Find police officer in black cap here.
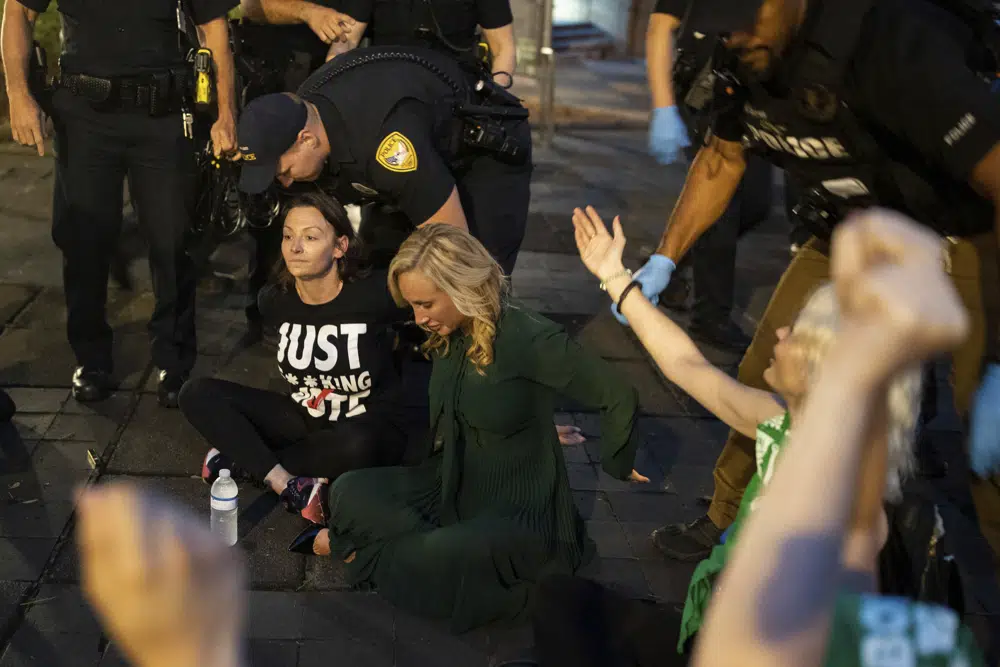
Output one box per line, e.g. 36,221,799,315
233,0,358,335
597,0,1000,568
1,0,239,407
236,46,532,275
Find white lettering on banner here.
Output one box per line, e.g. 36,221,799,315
912,604,958,656
745,124,850,160
860,636,916,667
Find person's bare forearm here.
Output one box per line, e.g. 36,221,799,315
482,24,516,81
655,138,746,262
0,1,37,97
694,326,892,667
199,19,237,121
646,13,679,109
240,0,313,24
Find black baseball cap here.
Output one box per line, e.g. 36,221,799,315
683,0,763,34
237,93,309,194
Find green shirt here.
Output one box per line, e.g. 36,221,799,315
677,412,791,651
826,594,985,667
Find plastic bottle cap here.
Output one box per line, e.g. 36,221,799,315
219,469,231,479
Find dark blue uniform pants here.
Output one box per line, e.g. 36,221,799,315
455,118,533,276
50,87,198,375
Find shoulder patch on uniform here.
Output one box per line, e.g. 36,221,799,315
376,132,418,173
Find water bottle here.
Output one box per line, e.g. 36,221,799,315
210,469,239,546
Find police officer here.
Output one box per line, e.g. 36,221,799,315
629,0,1000,565
235,45,532,275
235,0,357,334
325,0,517,87
1,0,239,407
639,0,773,349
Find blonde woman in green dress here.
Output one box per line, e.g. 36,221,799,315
289,223,649,632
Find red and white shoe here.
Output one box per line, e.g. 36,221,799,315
300,481,328,525
201,448,234,485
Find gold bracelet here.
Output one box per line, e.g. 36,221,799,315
600,268,632,291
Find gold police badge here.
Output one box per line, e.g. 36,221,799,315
376,132,418,173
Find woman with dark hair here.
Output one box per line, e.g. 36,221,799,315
179,191,410,524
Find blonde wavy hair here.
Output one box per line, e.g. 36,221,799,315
388,224,509,374
791,283,923,503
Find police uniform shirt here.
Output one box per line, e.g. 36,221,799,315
335,0,513,50
711,0,1000,236
18,0,237,77
302,49,467,223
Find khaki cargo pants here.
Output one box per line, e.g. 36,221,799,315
707,234,1000,571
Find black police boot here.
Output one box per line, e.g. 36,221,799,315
157,370,188,409
650,515,723,562
72,367,112,403
689,319,752,351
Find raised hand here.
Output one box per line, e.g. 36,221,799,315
830,208,968,373
572,206,627,283
77,483,246,667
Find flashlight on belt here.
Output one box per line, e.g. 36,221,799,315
193,48,215,110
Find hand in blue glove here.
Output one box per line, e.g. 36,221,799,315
612,254,676,326
970,364,1000,477
648,106,691,165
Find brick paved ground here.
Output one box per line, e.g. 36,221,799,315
0,128,996,667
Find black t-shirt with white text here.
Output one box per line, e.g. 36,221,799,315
258,270,410,425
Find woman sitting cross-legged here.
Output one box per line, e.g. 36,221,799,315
179,191,411,525
289,223,649,633
513,207,927,667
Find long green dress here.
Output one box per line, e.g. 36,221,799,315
325,304,641,632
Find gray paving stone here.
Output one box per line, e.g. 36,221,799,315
0,538,58,581
247,640,298,667
0,627,102,667
301,592,395,643
2,389,67,415
22,585,101,636
621,521,672,561
586,520,632,559
107,396,205,475
0,286,37,326
248,591,305,640
0,465,93,505
393,612,490,667
0,501,73,539
576,557,650,598
566,463,598,491
636,417,728,469
301,554,351,591
641,560,699,605
297,638,392,667
58,393,134,424
572,491,615,521
10,414,56,443
97,646,130,667
560,443,589,464
604,490,694,525
575,313,648,362
0,328,149,391
660,464,715,504
11,288,151,335
0,582,30,638
32,440,110,470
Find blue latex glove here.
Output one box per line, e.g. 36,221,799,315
719,525,732,545
648,106,691,165
612,254,676,325
970,364,1000,476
